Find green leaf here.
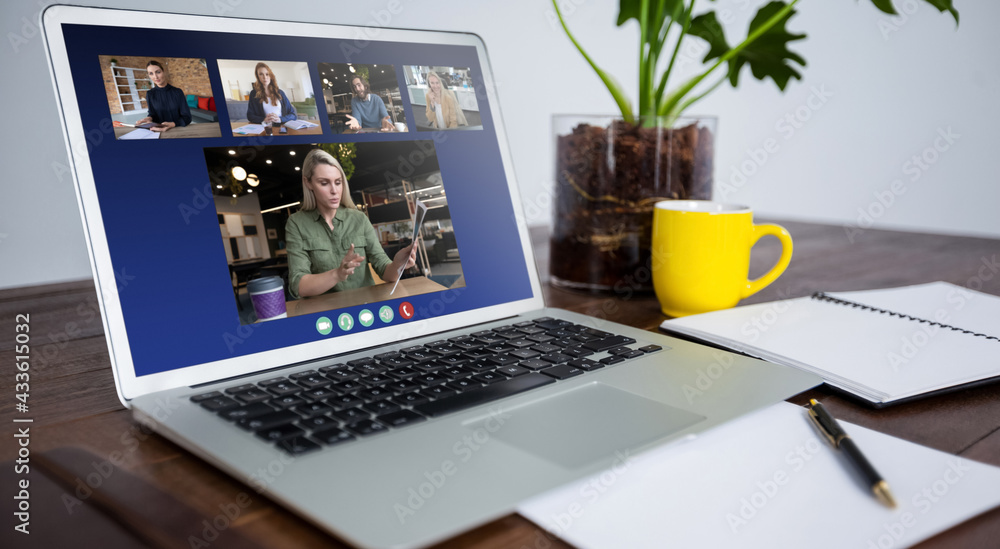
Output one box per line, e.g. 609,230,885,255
617,0,684,27
714,1,806,90
868,0,898,16
688,12,731,67
865,0,958,24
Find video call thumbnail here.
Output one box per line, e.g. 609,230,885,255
100,55,222,140
216,59,323,137
202,141,465,325
403,65,482,131
318,63,408,134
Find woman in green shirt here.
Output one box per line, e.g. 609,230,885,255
285,149,417,299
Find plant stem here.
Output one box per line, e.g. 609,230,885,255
659,0,800,118
551,0,634,122
656,0,696,115
675,74,728,117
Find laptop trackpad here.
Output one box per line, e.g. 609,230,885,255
476,383,705,470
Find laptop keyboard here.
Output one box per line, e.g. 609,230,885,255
190,317,663,455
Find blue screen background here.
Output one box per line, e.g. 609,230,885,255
61,24,533,377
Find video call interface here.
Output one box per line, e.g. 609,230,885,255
62,24,532,376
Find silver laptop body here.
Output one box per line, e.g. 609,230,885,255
42,6,821,548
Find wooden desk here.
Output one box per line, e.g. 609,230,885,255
231,120,324,137
285,276,450,318
114,123,223,139
2,221,998,548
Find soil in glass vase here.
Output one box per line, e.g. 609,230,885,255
550,115,715,292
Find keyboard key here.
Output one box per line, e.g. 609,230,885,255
483,342,514,353
234,389,272,404
326,393,364,410
296,375,331,389
374,351,401,361
463,349,494,360
225,384,257,394
447,379,482,392
386,380,421,394
257,424,305,442
540,364,585,380
332,380,363,393
600,355,626,365
415,373,447,387
326,369,360,382
442,366,474,379
532,344,561,354
296,402,334,418
513,320,536,328
318,363,348,374
302,387,340,402
406,350,439,362
256,377,287,387
266,382,302,397
362,400,402,415
352,363,387,376
414,361,446,373
547,329,576,339
485,355,520,367
584,328,612,338
382,357,415,368
540,353,573,364
378,409,427,427
270,395,308,409
472,372,506,385
331,407,369,422
417,374,555,418
190,391,224,403
311,427,355,446
449,339,483,351
276,436,320,455
438,355,469,366
298,415,338,431
495,365,530,377
510,349,541,360
238,410,298,431
507,339,536,348
532,316,554,324
464,361,495,372
474,334,505,345
519,359,551,371
568,358,603,371
348,357,376,367
620,350,645,359
639,344,664,353
527,334,555,344
401,345,428,353
358,387,393,402
535,319,572,330
422,386,458,399
562,347,594,358
345,419,388,437
516,326,545,335
386,367,421,380
219,402,274,421
361,374,394,386
583,335,637,352
392,392,431,406
289,370,319,380
431,345,463,357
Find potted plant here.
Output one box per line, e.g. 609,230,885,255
549,0,958,292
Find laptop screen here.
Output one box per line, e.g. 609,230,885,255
58,23,534,378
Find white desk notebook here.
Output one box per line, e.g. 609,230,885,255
518,402,1000,549
659,282,1000,406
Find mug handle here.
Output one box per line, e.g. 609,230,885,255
741,223,793,299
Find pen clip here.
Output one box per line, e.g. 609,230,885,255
807,407,838,447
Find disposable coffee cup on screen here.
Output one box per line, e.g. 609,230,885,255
395,122,406,132
247,276,287,321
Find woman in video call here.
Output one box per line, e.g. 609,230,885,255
424,71,467,129
285,149,417,299
135,60,191,132
246,62,298,125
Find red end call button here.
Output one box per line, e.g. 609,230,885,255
399,302,414,320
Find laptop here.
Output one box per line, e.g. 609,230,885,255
42,6,821,548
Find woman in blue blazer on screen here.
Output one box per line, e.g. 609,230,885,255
246,62,297,125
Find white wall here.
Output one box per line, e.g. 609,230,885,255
215,59,313,102
1,0,997,290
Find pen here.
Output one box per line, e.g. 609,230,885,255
806,398,897,508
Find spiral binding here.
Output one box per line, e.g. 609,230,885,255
811,292,999,342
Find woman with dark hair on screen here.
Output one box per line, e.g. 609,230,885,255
424,71,467,129
246,62,298,125
135,60,191,132
285,149,417,299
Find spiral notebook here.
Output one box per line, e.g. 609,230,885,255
661,282,1000,406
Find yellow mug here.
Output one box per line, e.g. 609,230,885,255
652,201,793,317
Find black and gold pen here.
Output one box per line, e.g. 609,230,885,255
806,398,897,508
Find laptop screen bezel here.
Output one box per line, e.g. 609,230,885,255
42,5,546,403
